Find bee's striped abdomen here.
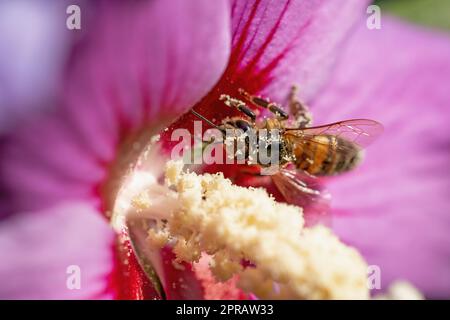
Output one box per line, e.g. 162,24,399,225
292,135,363,176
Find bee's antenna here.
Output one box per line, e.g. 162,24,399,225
190,109,226,135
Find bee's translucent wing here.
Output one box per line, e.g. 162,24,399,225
284,119,383,149
271,168,331,226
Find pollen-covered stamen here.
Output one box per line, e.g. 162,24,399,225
126,160,370,299
105,136,170,300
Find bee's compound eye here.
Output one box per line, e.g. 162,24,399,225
235,119,252,132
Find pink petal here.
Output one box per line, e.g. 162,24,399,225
1,0,231,213
63,0,231,160
1,114,104,213
0,202,115,299
311,18,450,298
0,0,71,134
228,0,371,100
164,0,372,144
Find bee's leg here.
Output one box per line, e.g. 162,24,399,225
288,85,313,128
219,94,256,122
238,88,289,121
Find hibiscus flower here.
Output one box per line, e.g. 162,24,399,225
0,0,449,299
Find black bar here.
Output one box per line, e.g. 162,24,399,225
0,300,446,319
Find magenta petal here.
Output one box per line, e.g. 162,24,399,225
64,0,231,147
0,202,115,299
159,247,205,300
1,114,104,213
229,0,371,100
0,0,71,134
312,18,450,298
1,0,231,213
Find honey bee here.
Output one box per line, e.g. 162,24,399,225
190,86,383,221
